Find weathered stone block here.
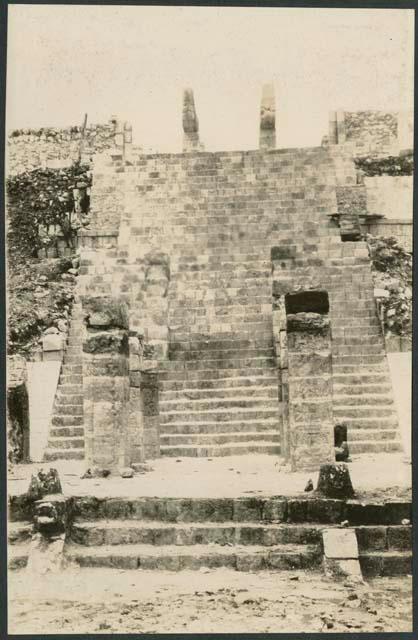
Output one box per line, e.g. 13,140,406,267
82,296,129,329
83,331,129,355
316,463,355,499
287,352,332,376
323,528,359,559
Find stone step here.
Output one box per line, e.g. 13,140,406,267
161,376,278,392
333,346,385,356
355,525,412,552
332,383,392,396
50,426,85,438
51,415,84,427
332,394,394,406
159,367,277,382
160,432,280,446
47,436,85,450
71,520,324,547
61,364,82,374
160,417,280,435
161,385,278,401
161,356,276,372
43,448,85,461
332,374,390,385
64,541,321,571
337,417,399,430
332,355,385,366
64,355,83,364
349,441,402,454
169,338,274,352
333,406,397,419
160,408,279,424
55,393,83,405
58,384,83,394
71,496,411,524
160,442,281,457
332,364,386,375
159,396,279,412
59,374,83,385
167,347,274,362
54,404,84,416
347,429,398,442
359,551,412,576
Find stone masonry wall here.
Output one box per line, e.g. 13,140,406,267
80,146,345,362
78,138,398,461
7,121,118,175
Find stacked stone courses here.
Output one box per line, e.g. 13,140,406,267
75,126,401,459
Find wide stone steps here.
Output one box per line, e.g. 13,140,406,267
333,406,397,419
161,374,277,391
64,541,320,571
44,447,85,461
161,432,280,446
160,407,279,425
50,426,85,438
332,383,392,396
34,495,410,576
160,417,280,435
167,347,274,361
332,373,390,385
159,395,278,412
349,441,402,454
347,429,398,442
51,415,84,427
160,442,281,458
338,417,399,430
161,357,276,372
70,520,324,546
55,393,83,405
54,404,84,416
359,551,412,576
159,366,277,382
46,436,85,450
332,394,394,406
161,385,278,400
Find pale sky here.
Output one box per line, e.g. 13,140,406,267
6,5,414,152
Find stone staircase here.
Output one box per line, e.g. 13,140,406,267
330,296,402,455
8,497,412,575
159,334,281,457
43,303,85,461
61,497,411,575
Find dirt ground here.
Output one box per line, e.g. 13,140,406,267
8,451,412,502
8,566,412,634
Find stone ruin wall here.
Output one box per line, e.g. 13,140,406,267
6,117,133,175
77,136,383,468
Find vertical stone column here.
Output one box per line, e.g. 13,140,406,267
81,296,131,471
128,335,145,463
336,110,347,144
259,83,276,150
328,111,338,145
286,310,334,472
272,297,289,460
140,371,160,459
182,89,201,152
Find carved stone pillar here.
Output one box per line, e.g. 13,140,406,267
286,309,334,472
81,296,131,471
259,83,276,150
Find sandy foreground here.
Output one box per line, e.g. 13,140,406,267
8,566,412,634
